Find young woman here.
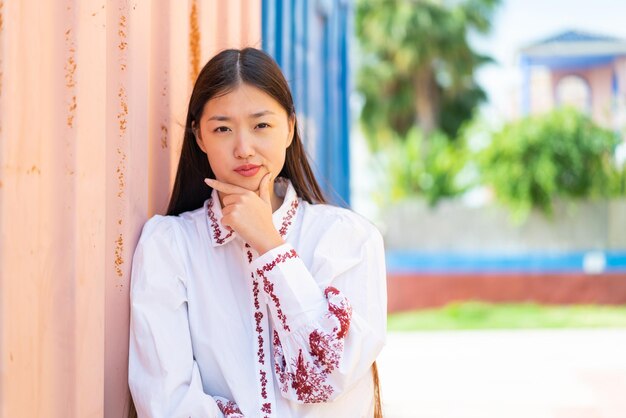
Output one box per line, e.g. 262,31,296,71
128,48,387,418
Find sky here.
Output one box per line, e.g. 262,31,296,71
471,0,626,121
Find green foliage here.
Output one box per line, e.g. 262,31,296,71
388,301,626,331
384,128,469,205
609,158,626,196
439,85,487,141
355,0,500,149
479,108,622,219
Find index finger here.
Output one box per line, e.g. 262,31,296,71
204,178,250,195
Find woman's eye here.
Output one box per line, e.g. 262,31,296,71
256,122,270,129
214,126,231,133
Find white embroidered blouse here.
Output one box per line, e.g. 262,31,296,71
128,179,387,418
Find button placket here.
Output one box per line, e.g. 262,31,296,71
246,243,275,418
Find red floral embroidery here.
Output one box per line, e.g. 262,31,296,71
252,275,261,310
215,398,244,417
256,249,298,332
325,286,353,339
274,333,335,403
271,287,353,403
273,330,291,394
207,199,234,244
252,273,272,416
279,199,299,237
309,329,342,372
246,194,298,414
262,278,290,333
260,370,268,397
260,248,298,271
245,243,253,263
291,349,335,403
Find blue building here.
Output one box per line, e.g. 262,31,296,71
520,30,626,130
262,0,352,205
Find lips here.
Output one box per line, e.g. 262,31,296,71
234,164,261,177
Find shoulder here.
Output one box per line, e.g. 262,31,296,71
135,216,183,264
139,214,180,244
132,207,207,286
132,215,193,298
299,201,383,244
141,203,206,238
296,203,385,277
140,214,175,238
139,204,206,244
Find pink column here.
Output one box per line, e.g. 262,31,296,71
0,1,261,417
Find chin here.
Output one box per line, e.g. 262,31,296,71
224,176,262,191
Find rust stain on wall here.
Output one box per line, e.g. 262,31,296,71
26,165,41,175
117,85,128,198
189,0,200,84
64,30,76,88
67,95,77,128
117,87,128,134
160,124,168,149
114,234,124,277
91,4,103,18
118,15,128,52
65,17,77,128
160,72,169,148
118,9,127,71
114,3,129,291
116,148,126,198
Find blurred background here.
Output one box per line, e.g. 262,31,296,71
353,1,626,417
1,0,625,417
354,0,626,311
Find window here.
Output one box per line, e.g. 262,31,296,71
556,75,591,113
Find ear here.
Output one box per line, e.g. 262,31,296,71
192,121,207,153
286,114,295,148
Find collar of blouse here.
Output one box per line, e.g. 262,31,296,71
205,177,300,247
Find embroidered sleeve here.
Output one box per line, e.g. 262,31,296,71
214,396,245,418
250,223,387,404
129,216,229,418
270,286,352,403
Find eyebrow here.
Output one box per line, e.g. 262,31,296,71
207,110,276,121
250,110,275,118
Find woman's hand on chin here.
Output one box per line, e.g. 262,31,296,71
205,173,284,255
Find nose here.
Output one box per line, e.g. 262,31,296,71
233,131,255,159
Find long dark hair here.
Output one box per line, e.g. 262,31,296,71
166,47,325,216
159,47,383,418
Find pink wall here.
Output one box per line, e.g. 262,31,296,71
0,1,261,417
550,65,617,128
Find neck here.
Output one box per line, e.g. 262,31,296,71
271,192,284,212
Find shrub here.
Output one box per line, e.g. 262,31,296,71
479,108,622,219
384,128,469,205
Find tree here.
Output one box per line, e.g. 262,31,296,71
355,0,500,149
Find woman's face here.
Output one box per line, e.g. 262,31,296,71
195,83,294,198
